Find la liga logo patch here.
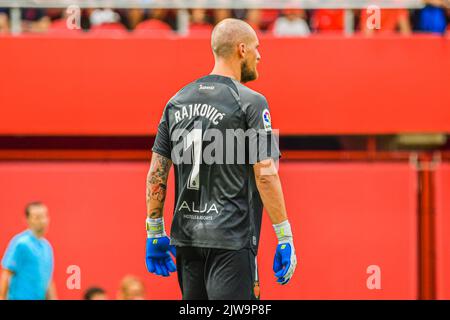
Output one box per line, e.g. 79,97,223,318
262,109,272,132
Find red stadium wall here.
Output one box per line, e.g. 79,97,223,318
435,163,450,299
0,160,417,299
0,35,449,136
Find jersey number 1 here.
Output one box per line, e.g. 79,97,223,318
185,128,202,190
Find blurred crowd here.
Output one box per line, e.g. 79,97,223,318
84,275,148,300
0,1,449,36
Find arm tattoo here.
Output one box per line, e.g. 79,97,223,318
146,153,171,219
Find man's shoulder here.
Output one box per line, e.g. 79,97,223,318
167,78,201,105
234,83,268,110
12,230,32,243
6,230,32,252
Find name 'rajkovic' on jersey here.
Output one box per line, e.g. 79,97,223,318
174,103,226,125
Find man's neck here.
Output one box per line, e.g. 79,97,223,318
210,60,241,82
30,229,44,239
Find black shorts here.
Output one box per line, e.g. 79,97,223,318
176,246,260,300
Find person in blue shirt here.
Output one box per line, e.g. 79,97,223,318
418,1,449,34
0,202,57,300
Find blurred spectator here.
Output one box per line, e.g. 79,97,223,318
21,8,50,33
448,8,450,33
163,9,178,30
260,9,280,30
90,8,127,32
117,275,145,300
149,8,169,23
245,9,262,32
311,9,344,32
46,8,64,20
359,9,411,35
272,9,310,36
189,8,213,34
233,8,247,20
84,286,108,300
0,8,9,33
214,9,232,24
417,0,449,34
135,8,172,33
126,8,145,30
0,202,56,300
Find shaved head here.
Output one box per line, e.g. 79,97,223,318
211,18,257,58
210,18,261,83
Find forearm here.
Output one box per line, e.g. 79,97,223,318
46,281,57,300
145,153,176,277
254,159,288,225
0,269,11,300
255,159,296,284
146,152,172,219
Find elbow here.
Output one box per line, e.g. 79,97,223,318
255,172,279,185
254,158,280,185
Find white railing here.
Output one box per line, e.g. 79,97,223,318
0,0,426,35
0,0,424,9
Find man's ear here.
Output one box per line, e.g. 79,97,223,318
238,43,246,58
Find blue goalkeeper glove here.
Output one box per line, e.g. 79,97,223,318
145,217,176,277
272,220,297,285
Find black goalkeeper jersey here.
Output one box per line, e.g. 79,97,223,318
152,74,280,254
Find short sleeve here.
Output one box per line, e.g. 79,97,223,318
152,105,171,159
1,239,24,273
245,95,281,163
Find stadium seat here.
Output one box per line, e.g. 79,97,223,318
311,9,345,32
48,18,82,34
89,23,128,36
135,19,172,31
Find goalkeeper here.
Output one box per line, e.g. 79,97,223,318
145,18,297,300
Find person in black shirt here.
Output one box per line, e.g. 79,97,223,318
145,18,297,300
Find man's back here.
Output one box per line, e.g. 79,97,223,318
152,74,280,253
145,18,296,299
